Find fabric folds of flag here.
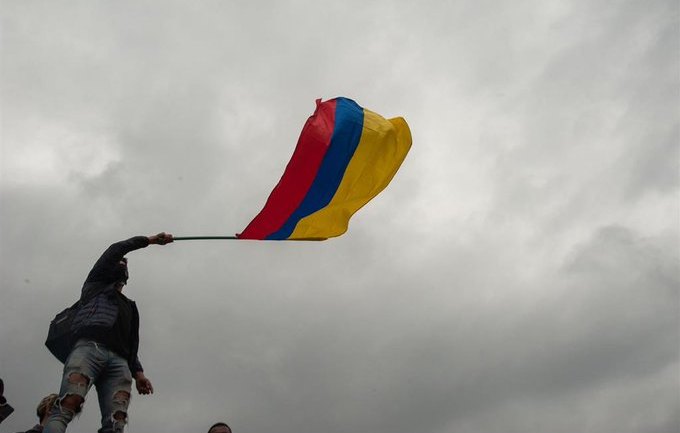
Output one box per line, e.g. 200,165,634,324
238,97,412,241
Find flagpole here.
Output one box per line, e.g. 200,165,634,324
172,236,239,241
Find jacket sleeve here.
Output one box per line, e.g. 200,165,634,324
129,299,144,374
130,356,144,375
84,236,150,284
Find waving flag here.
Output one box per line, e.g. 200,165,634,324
237,97,412,240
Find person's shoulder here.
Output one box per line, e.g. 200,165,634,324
117,292,138,307
116,291,132,302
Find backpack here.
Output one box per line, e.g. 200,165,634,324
45,300,81,363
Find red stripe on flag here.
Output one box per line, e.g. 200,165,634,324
238,99,337,239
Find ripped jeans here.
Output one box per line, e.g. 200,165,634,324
44,339,133,433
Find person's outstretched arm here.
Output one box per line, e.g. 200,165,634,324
85,233,174,284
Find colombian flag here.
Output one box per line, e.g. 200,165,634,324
238,97,412,240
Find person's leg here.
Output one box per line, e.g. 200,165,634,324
95,349,133,433
44,340,106,433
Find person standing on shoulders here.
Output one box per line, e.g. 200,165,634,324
44,233,173,433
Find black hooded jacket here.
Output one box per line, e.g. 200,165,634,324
71,236,149,374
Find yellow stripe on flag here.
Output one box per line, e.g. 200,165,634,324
289,110,412,240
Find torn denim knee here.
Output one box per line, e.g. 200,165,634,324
111,389,130,413
61,370,91,401
44,392,84,433
100,389,130,433
111,410,128,433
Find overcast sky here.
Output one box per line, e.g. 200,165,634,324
1,1,678,432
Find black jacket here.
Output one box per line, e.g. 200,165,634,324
71,236,149,374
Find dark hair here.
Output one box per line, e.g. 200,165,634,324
208,422,232,433
37,394,58,420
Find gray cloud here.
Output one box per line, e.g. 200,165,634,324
2,1,678,433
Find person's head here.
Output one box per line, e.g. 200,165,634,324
37,393,58,423
208,422,232,433
113,258,129,291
